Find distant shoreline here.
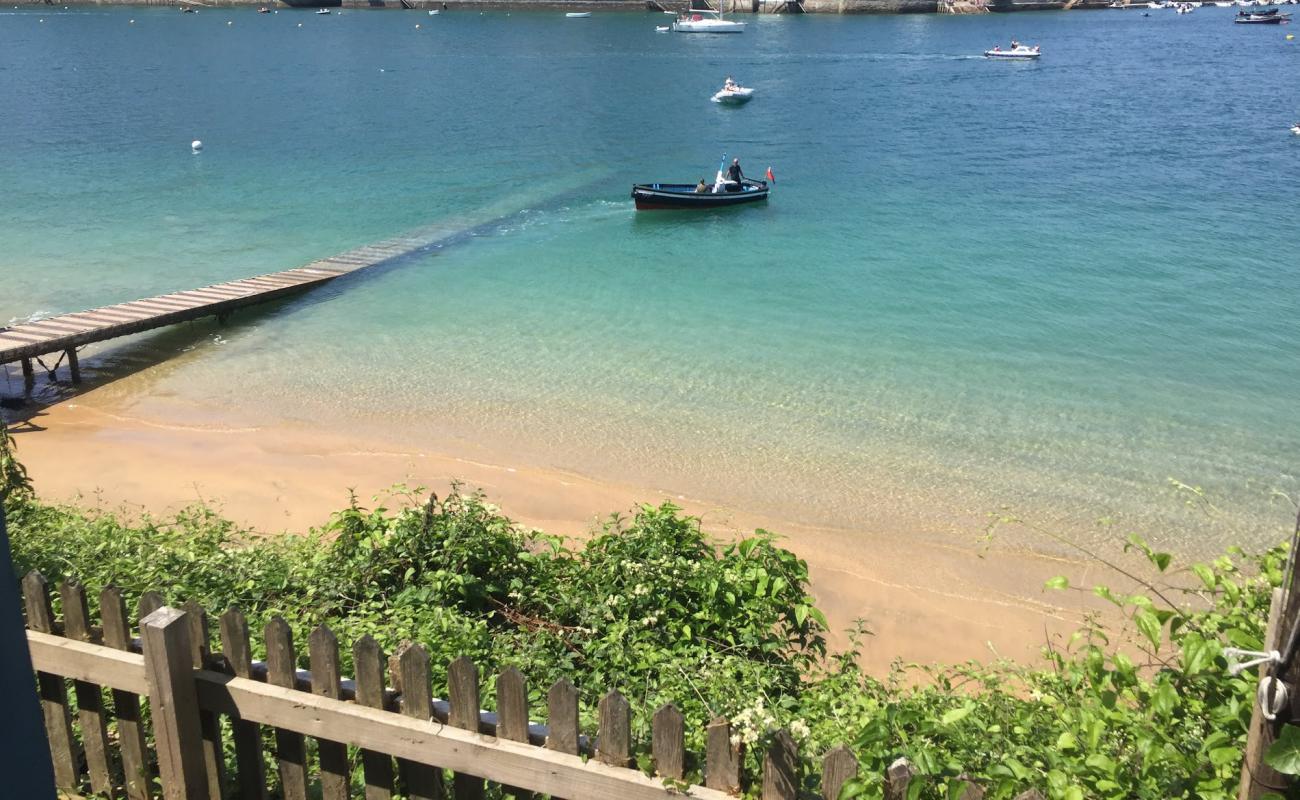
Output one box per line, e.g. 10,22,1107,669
15,0,1117,15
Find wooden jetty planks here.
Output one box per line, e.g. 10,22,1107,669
0,229,427,367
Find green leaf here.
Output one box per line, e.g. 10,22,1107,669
1044,576,1069,591
1191,563,1217,590
1152,551,1171,572
1265,724,1300,774
1134,608,1162,650
1056,731,1077,752
941,703,974,726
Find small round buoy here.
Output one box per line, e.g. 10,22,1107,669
227,20,232,24
191,139,203,153
297,21,302,26
415,22,420,27
129,18,134,23
1288,33,1295,39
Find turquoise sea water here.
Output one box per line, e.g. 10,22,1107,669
1,7,1297,550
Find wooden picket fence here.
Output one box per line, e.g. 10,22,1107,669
21,571,1046,800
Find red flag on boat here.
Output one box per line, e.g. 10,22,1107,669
766,166,775,184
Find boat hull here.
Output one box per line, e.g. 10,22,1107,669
672,21,746,32
631,181,769,210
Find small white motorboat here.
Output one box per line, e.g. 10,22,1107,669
672,9,745,33
1291,123,1300,135
984,42,1041,59
428,9,439,14
712,85,754,104
315,7,330,13
655,24,670,31
565,11,592,17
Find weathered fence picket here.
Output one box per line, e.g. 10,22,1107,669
183,599,226,800
354,634,397,800
266,616,308,800
310,625,351,800
102,586,152,800
23,571,79,790
219,606,267,800
61,579,118,798
19,574,1043,800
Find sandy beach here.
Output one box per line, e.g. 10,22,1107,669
5,374,1120,676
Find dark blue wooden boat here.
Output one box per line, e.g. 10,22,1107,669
631,178,769,210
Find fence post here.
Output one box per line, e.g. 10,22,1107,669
353,634,396,800
597,690,632,767
705,716,742,793
22,570,80,790
395,643,444,800
449,656,485,800
310,625,350,800
182,599,225,800
266,616,308,800
821,745,858,800
141,606,209,800
884,757,915,800
1240,586,1288,799
101,586,153,800
652,704,685,780
219,607,267,800
762,729,798,800
61,579,119,798
496,667,534,800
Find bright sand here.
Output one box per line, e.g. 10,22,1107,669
8,377,1117,676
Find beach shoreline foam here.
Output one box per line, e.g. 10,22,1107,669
6,382,1119,675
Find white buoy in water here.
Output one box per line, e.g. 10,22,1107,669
227,19,232,24
191,140,203,153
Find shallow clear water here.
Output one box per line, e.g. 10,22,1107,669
2,6,1297,550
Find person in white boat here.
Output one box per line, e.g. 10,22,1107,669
1010,39,1020,48
696,178,711,193
724,76,740,92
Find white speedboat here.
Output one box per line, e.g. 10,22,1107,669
428,9,439,14
315,7,330,13
672,9,745,33
565,11,592,17
984,43,1041,59
1291,123,1300,135
655,24,670,30
712,85,754,104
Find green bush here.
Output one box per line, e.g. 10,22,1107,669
3,475,1285,799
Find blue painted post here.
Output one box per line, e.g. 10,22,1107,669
0,503,57,797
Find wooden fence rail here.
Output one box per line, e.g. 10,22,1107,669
20,572,1045,800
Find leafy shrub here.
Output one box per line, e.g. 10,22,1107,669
3,476,1286,799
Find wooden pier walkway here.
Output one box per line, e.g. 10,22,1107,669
0,232,436,390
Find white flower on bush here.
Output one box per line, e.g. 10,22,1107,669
789,719,811,741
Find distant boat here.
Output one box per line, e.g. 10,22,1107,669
712,81,754,104
672,9,745,33
985,42,1041,59
565,11,592,17
428,8,439,13
655,24,670,30
1291,122,1300,135
1235,7,1290,20
316,7,331,13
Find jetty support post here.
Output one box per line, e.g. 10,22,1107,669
65,349,80,385
21,358,34,393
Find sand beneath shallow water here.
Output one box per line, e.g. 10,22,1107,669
5,381,1119,676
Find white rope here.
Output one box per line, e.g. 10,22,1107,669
1224,647,1282,677
1259,676,1290,722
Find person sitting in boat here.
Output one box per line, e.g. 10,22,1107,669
1010,38,1020,48
695,178,710,193
724,76,740,92
726,158,744,191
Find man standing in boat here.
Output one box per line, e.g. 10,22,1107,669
726,157,745,191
